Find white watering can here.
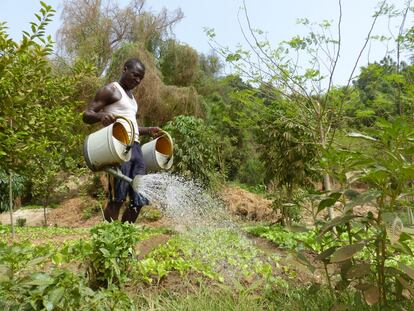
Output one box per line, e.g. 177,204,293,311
83,116,142,191
83,116,134,171
141,131,174,172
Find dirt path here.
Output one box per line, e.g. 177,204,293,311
0,208,48,226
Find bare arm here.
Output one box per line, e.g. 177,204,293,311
82,84,121,126
139,126,162,137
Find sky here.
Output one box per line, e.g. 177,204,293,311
0,0,410,86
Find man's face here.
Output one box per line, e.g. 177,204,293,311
122,63,145,90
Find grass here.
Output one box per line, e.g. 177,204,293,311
134,284,271,311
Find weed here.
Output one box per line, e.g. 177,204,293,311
16,217,26,227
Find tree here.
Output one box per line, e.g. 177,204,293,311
353,57,414,125
159,39,199,87
58,0,183,75
0,2,90,229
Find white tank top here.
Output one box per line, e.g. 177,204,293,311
103,82,139,142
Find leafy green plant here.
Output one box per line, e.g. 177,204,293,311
300,118,414,308
0,246,135,311
138,206,162,222
246,224,312,250
82,202,102,220
164,115,226,187
16,218,26,227
87,221,141,288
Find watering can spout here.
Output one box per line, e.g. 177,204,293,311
104,167,143,193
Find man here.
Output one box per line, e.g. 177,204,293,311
83,58,160,223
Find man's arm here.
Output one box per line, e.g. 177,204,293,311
83,84,121,126
139,126,162,137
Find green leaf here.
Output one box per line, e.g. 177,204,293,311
27,255,50,266
397,276,414,296
348,132,377,141
295,251,316,273
363,286,380,305
47,287,65,307
317,192,342,215
317,215,359,239
331,244,364,263
315,246,338,262
225,53,241,62
25,273,54,286
399,263,414,281
346,263,371,279
393,241,413,256
52,252,64,265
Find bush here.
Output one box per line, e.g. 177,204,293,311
164,115,226,187
16,218,26,227
87,221,141,288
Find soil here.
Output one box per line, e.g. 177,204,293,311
47,197,102,228
220,185,279,221
2,183,276,228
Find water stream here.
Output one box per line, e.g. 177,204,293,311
136,173,235,229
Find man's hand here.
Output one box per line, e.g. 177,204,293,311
149,127,162,137
101,113,116,126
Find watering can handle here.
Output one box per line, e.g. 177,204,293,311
114,115,135,150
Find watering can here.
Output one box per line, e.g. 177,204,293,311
141,130,174,173
83,116,142,192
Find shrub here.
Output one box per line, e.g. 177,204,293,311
164,115,226,187
87,221,141,288
16,218,26,227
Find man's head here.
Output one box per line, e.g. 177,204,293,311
120,58,145,90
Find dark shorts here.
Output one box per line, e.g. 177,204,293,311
109,142,149,207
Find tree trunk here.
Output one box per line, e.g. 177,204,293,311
323,173,334,220
319,118,334,220
43,206,47,227
43,196,48,227
9,171,14,241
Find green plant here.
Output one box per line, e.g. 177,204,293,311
16,218,26,227
164,115,226,187
246,224,320,254
82,202,102,220
87,221,141,288
138,206,162,222
0,243,135,310
299,118,414,308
